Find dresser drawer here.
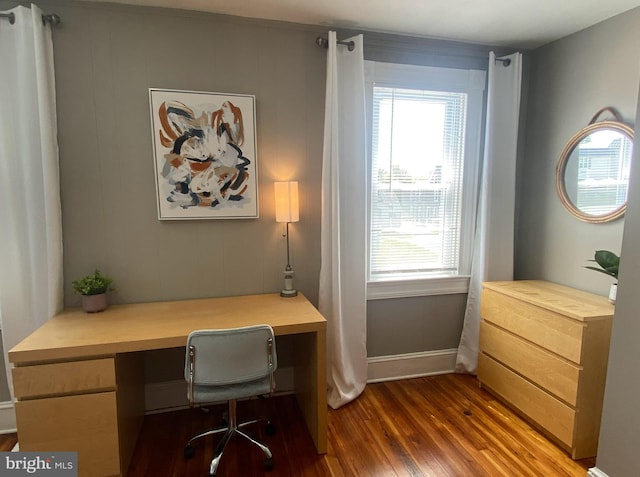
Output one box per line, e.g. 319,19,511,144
12,358,116,399
481,288,584,364
480,321,580,406
478,353,575,449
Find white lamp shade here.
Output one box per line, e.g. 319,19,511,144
274,181,299,223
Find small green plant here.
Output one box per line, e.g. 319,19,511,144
72,269,114,296
585,250,620,282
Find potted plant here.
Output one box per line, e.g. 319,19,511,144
585,250,619,304
72,269,114,312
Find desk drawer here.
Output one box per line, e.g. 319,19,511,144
16,391,120,477
12,358,116,399
481,288,584,364
478,353,575,449
480,321,580,406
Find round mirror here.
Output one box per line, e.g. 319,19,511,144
556,118,634,223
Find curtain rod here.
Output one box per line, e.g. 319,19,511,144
495,57,511,67
0,12,61,26
315,36,355,52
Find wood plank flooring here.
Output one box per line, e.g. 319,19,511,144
0,374,593,476
126,374,594,477
0,433,16,452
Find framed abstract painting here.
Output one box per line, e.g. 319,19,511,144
149,89,259,220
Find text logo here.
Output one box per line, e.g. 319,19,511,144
0,453,77,476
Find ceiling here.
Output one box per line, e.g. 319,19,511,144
81,0,640,49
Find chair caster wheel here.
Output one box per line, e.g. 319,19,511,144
184,444,195,459
264,456,274,471
266,421,276,436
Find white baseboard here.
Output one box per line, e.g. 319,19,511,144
587,467,610,477
367,348,458,383
0,401,16,434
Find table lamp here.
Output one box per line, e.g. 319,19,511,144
274,181,299,297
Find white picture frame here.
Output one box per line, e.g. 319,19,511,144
149,88,259,220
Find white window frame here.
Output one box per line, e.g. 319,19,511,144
364,61,486,300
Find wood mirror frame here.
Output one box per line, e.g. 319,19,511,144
556,108,634,223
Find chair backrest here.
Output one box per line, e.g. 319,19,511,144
185,325,277,395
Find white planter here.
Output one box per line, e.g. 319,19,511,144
608,283,617,305
82,293,107,313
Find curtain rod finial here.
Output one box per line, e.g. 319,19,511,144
42,13,61,26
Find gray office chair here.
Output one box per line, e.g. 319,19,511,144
183,325,278,476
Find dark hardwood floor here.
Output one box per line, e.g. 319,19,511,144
0,433,16,452
0,374,594,476
126,374,594,477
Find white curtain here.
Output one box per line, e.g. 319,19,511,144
456,52,522,373
0,5,63,396
318,31,368,409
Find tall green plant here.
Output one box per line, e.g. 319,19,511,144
585,250,619,282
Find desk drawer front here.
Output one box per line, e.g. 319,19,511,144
478,353,575,448
12,358,116,399
480,321,580,406
16,391,120,477
481,288,584,364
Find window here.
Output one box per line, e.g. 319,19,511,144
365,61,486,299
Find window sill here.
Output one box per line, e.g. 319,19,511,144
367,275,470,300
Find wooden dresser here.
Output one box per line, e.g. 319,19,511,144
478,280,614,459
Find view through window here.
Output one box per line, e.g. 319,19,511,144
370,86,468,280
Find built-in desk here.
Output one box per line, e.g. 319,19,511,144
9,293,327,477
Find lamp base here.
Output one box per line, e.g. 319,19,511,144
281,266,297,298
280,288,298,298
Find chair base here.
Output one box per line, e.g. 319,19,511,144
185,399,275,476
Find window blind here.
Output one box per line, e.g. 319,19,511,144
370,86,468,279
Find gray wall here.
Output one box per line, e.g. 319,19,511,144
596,78,640,477
50,1,325,307
516,8,640,295
367,295,467,355
597,81,640,477
520,8,640,475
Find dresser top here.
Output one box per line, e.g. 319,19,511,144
483,280,614,321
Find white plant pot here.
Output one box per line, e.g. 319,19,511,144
608,283,617,305
82,293,107,313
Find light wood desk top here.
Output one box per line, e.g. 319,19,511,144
9,292,326,364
